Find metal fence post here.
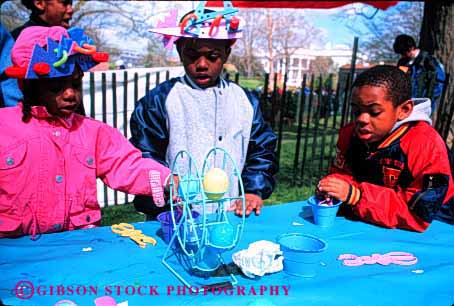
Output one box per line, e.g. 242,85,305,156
300,74,315,185
89,72,95,119
293,74,307,185
276,73,288,161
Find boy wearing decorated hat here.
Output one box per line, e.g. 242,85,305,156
0,26,171,238
130,1,278,219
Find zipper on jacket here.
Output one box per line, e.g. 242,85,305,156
409,176,434,210
214,88,218,148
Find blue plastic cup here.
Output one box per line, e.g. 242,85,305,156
195,246,221,271
307,196,342,227
157,210,200,244
277,233,327,277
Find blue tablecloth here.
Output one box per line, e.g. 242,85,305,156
1,201,453,306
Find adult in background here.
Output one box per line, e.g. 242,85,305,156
393,34,446,121
11,0,74,40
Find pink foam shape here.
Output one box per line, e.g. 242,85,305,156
94,296,117,306
337,254,357,260
155,8,179,49
338,252,418,266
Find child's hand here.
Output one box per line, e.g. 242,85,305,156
228,193,263,216
318,176,350,202
315,184,329,199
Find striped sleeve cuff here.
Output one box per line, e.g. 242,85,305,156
346,184,361,206
149,170,165,207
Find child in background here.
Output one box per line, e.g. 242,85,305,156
392,34,446,118
318,65,454,232
0,26,171,238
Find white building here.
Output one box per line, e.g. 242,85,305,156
260,45,368,87
119,49,144,67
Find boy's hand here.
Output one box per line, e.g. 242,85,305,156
229,193,263,216
318,176,350,202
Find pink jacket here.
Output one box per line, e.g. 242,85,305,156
0,105,170,238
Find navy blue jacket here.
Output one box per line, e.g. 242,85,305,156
130,76,278,218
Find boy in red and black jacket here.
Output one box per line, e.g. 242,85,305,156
318,65,454,232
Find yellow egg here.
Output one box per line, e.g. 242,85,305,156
203,168,229,200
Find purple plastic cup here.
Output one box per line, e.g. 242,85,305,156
157,210,200,244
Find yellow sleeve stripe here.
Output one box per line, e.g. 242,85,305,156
378,124,409,149
347,185,361,206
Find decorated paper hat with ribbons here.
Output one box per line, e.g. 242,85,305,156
149,1,243,49
5,26,109,79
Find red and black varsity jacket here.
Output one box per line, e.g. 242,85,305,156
330,121,454,232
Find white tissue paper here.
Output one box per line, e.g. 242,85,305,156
232,240,284,278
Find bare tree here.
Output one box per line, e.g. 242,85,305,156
230,8,263,78
337,2,424,62
222,8,321,80
0,1,188,67
310,56,335,75
227,52,263,77
0,1,29,30
265,11,274,79
254,9,322,85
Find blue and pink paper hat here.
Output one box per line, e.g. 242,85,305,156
6,26,109,79
149,1,244,49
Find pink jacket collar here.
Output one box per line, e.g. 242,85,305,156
21,103,76,129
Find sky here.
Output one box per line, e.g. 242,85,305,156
107,1,403,54
301,2,392,47
0,0,406,55
303,9,359,47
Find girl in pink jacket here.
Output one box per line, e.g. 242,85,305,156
0,26,171,238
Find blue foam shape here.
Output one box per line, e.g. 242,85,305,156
25,30,98,79
184,1,239,36
68,27,94,46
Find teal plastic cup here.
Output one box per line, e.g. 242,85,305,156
277,233,327,277
193,223,236,271
178,177,200,200
208,223,235,249
307,196,342,228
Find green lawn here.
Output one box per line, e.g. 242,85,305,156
101,203,145,226
238,78,263,90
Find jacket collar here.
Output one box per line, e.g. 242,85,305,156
377,98,432,149
390,98,432,133
182,74,227,90
27,104,75,129
377,123,411,150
